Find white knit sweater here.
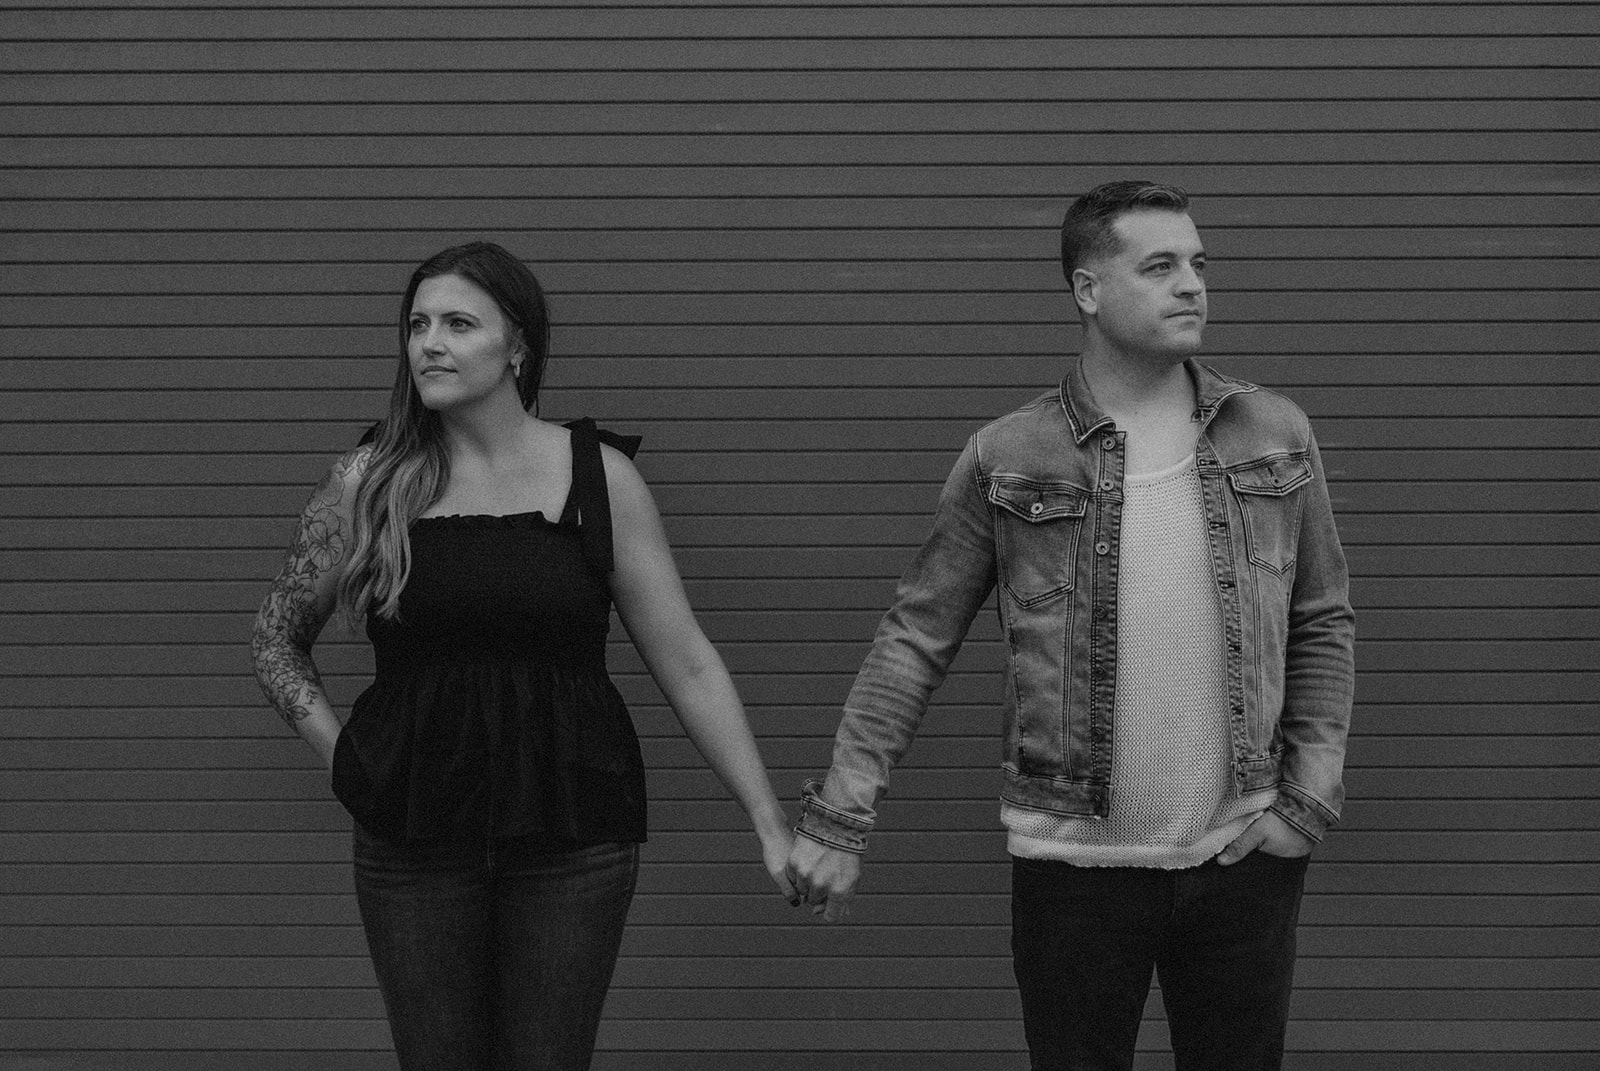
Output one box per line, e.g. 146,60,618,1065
1004,453,1276,868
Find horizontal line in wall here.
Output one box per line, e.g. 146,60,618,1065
4,321,1596,330
12,589,1600,598
0,960,1535,969
0,263,1580,274
4,634,1591,645
8,97,1597,107
2,420,1596,429
10,127,1600,137
9,191,1595,201
9,445,1595,452
11,131,1600,140
6,454,1593,461
13,289,1589,298
1,158,1590,168
0,3,1587,8
5,383,1597,392
12,328,1600,336
0,892,1576,900
6,474,1598,485
7,548,1597,557
0,512,1587,521
0,1,1586,8
1,840,1589,849
13,62,1597,73
12,31,1594,40
5,702,1592,709
7,221,1593,229
0,857,1582,865
4,757,1596,767
2,735,1590,744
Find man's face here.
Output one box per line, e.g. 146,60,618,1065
1077,209,1207,363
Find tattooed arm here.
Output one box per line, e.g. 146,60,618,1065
250,448,370,768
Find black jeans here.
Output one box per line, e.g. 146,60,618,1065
353,826,639,1071
1011,851,1309,1071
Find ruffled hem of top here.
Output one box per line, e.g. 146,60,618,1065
333,658,647,844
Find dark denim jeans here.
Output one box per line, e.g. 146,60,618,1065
1011,850,1309,1071
352,826,639,1071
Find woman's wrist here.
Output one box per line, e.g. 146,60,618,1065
748,797,791,840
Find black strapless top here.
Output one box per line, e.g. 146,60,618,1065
331,419,647,845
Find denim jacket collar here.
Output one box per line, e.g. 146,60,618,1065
1057,357,1258,443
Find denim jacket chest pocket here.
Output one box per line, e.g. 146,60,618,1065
1227,453,1313,575
986,478,1089,607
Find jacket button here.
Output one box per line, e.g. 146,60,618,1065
1094,541,1109,555
1101,436,1116,450
1030,501,1044,515
1099,479,1114,491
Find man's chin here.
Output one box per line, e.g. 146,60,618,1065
1165,331,1205,357
1152,338,1203,362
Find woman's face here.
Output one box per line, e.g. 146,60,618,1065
406,273,521,412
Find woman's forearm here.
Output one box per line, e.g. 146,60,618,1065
659,654,788,837
251,542,342,767
251,626,342,768
252,452,365,769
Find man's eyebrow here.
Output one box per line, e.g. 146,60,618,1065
1139,248,1205,263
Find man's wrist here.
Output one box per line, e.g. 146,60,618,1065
793,825,866,856
1268,796,1327,843
796,778,873,853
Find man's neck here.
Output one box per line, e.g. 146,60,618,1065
1079,345,1193,416
1079,346,1200,474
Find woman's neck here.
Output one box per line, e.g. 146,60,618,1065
436,391,538,466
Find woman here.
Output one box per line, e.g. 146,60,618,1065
250,241,797,1070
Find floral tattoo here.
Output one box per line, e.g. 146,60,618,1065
250,452,364,728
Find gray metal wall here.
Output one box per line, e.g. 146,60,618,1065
1,2,1596,1067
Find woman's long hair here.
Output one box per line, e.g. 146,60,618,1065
336,241,551,626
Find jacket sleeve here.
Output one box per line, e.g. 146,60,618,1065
796,437,998,853
1269,429,1357,841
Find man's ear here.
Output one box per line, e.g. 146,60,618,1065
1071,267,1099,317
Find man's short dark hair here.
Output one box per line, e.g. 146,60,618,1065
1060,180,1191,280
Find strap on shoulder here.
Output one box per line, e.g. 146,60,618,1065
562,418,640,578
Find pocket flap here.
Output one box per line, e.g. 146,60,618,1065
987,479,1088,522
1228,456,1313,497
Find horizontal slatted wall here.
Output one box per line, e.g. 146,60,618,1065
1,1,1596,1067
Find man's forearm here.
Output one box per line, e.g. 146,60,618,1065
799,438,998,850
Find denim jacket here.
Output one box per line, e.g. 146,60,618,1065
798,358,1355,852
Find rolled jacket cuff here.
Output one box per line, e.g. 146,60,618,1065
1270,781,1338,842
794,778,872,854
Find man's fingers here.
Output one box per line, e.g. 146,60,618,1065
1217,827,1262,866
785,842,860,919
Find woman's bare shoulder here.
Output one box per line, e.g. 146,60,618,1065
307,443,376,514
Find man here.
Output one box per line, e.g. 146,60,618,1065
785,180,1355,1070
